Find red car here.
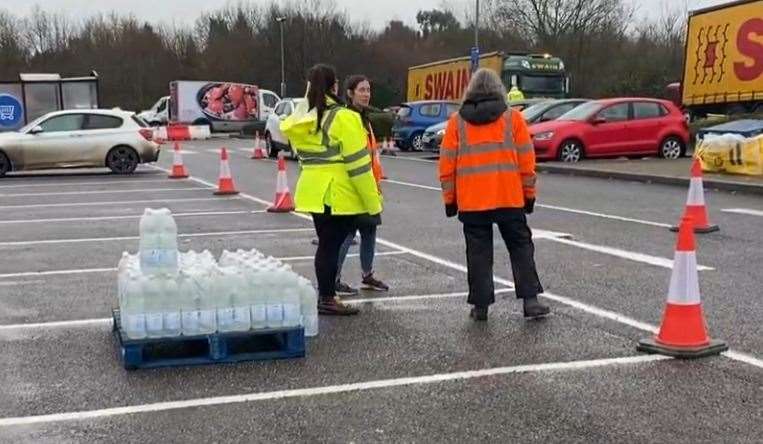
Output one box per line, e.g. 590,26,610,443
529,98,689,162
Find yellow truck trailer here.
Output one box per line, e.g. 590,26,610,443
407,51,568,102
682,0,763,116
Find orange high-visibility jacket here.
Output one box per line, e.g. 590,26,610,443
439,109,536,211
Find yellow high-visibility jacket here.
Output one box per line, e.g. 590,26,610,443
280,98,382,215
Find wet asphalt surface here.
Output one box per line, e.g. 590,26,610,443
0,139,760,443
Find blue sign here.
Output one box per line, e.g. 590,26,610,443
0,94,23,128
470,47,480,73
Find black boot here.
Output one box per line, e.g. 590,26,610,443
523,296,550,319
470,305,488,321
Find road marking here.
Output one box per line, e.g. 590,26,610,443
0,228,314,247
0,179,184,189
0,187,210,198
279,250,408,262
148,165,763,370
0,355,668,427
382,178,673,228
0,197,240,210
0,289,515,331
0,250,405,280
548,236,714,271
0,210,266,225
380,155,436,164
722,208,763,217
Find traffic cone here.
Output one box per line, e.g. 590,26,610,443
213,147,239,195
168,142,189,179
267,153,295,213
251,132,266,159
374,147,387,180
638,216,727,358
671,158,719,233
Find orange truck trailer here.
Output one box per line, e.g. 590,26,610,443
679,0,763,117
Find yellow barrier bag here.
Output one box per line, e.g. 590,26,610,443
696,134,763,176
725,136,763,176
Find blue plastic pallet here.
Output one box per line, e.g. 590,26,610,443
112,310,305,370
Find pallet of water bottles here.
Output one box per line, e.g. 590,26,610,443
113,309,305,370
114,224,319,370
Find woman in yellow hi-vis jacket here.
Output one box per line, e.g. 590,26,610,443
280,64,382,315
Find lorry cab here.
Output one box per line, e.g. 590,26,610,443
502,53,569,99
138,96,170,126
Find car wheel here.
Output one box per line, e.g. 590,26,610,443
411,133,424,151
106,146,140,174
659,136,684,159
0,152,10,177
557,140,584,163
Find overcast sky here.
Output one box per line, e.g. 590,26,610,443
0,0,730,29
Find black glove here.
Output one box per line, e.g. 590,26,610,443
524,198,535,215
445,203,458,218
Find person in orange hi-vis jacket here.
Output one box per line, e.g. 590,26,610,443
439,68,549,322
334,74,390,295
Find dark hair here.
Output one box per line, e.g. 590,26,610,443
344,74,371,126
307,64,343,132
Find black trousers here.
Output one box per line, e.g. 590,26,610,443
312,207,357,299
463,216,544,307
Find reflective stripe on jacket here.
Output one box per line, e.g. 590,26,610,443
439,109,536,212
280,99,382,216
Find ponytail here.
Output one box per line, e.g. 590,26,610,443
307,64,343,133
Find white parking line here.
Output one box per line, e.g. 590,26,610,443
0,187,210,198
148,165,763,370
548,237,714,271
0,179,183,189
0,210,266,225
722,208,763,217
0,228,314,247
0,197,240,210
381,155,436,164
0,355,668,426
382,178,673,228
0,249,405,280
0,289,515,331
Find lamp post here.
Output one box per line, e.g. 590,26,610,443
474,0,480,49
276,16,286,98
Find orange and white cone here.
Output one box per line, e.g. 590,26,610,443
168,142,189,179
374,148,387,180
671,158,719,233
214,147,239,195
251,132,266,159
638,216,727,358
267,153,295,213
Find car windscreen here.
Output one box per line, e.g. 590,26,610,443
557,101,602,121
131,115,149,127
396,106,411,119
521,102,551,121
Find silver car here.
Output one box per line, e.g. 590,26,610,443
0,109,160,176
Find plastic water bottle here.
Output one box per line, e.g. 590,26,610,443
161,276,181,337
264,264,284,328
221,267,251,332
248,265,268,330
122,272,147,339
298,277,319,337
178,271,201,336
139,208,178,275
282,274,303,328
197,270,217,334
157,208,178,274
143,275,165,338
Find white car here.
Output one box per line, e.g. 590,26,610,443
265,98,305,158
138,96,170,126
0,109,161,176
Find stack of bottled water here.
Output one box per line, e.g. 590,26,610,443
117,208,319,340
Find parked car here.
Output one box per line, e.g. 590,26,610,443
529,98,689,162
508,98,548,111
522,99,590,125
392,100,459,151
0,109,160,176
265,98,305,158
422,121,447,151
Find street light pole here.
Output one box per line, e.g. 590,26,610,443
474,0,479,50
277,17,286,98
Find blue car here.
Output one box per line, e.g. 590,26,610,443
392,101,459,151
